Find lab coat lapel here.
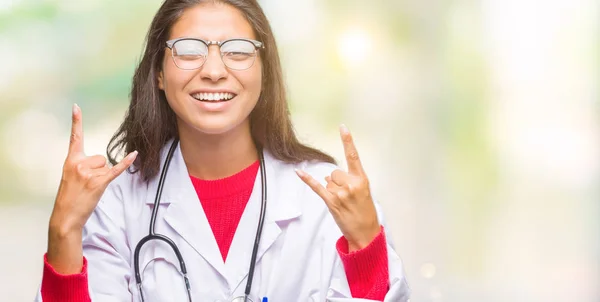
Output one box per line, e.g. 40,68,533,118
225,151,302,292
150,142,227,278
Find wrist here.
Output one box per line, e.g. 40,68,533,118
347,224,381,252
49,207,85,236
48,221,82,242
47,216,83,257
47,222,84,274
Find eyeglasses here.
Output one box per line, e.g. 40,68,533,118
165,38,264,71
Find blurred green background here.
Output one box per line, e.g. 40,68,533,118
0,0,598,301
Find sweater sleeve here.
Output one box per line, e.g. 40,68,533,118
41,253,91,302
336,226,390,301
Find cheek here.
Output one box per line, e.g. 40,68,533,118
162,54,192,87
163,66,190,95
242,65,263,100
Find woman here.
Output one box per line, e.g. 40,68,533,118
36,0,410,301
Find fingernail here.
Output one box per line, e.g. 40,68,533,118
340,124,349,134
73,103,79,114
130,150,138,159
294,168,305,177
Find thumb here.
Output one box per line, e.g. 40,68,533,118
102,151,138,183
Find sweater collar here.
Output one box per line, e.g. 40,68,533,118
188,160,260,200
144,139,303,223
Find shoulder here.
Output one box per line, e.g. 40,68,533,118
100,139,175,208
267,154,340,220
266,152,339,190
92,169,142,218
104,167,146,200
95,154,157,220
297,160,339,180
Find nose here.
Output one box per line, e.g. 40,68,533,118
199,45,228,82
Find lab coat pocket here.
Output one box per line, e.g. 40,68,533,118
326,277,351,300
134,250,191,302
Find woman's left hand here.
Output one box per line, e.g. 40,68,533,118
296,125,380,252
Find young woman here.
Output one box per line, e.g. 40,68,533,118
36,0,410,301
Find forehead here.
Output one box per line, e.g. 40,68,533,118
169,3,256,41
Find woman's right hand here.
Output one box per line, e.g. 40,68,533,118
46,104,137,274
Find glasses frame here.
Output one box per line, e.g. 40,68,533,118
165,37,264,71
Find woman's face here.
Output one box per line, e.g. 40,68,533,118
158,3,262,136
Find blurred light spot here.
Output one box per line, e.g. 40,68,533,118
0,0,19,12
4,109,61,171
485,0,599,189
338,28,371,66
420,263,436,279
430,286,442,301
3,109,66,196
510,120,599,187
0,37,16,91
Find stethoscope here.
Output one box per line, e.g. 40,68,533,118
133,139,268,302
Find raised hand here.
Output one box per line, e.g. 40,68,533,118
47,104,137,274
296,125,380,252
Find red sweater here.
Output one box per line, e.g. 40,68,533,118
41,161,389,300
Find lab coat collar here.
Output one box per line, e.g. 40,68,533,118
143,139,303,288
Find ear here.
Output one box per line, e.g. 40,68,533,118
158,69,165,90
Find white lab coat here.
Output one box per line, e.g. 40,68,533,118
36,140,410,302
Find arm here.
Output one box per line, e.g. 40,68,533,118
324,204,411,302
36,197,135,302
35,104,137,301
296,126,411,301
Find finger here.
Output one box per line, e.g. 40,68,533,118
330,169,351,187
69,104,84,156
89,167,110,179
332,187,350,202
325,176,338,190
295,169,334,204
85,155,108,169
101,151,138,183
339,124,365,176
324,176,352,199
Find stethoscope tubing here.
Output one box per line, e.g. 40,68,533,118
132,139,267,302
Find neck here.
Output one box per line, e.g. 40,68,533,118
178,120,259,180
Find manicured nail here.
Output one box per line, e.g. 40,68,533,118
73,103,79,114
340,124,349,134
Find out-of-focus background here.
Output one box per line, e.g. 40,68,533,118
1,0,598,301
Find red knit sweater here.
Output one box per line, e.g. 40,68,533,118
41,161,389,300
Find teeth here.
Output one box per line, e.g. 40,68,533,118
192,92,235,101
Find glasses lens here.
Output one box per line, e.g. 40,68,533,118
220,40,257,70
172,39,207,70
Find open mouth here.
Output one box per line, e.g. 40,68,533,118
191,92,236,102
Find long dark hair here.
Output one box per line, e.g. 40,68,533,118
107,0,335,182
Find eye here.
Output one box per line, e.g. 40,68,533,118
172,40,207,58
223,51,254,61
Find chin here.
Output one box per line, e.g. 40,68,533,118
187,116,249,136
